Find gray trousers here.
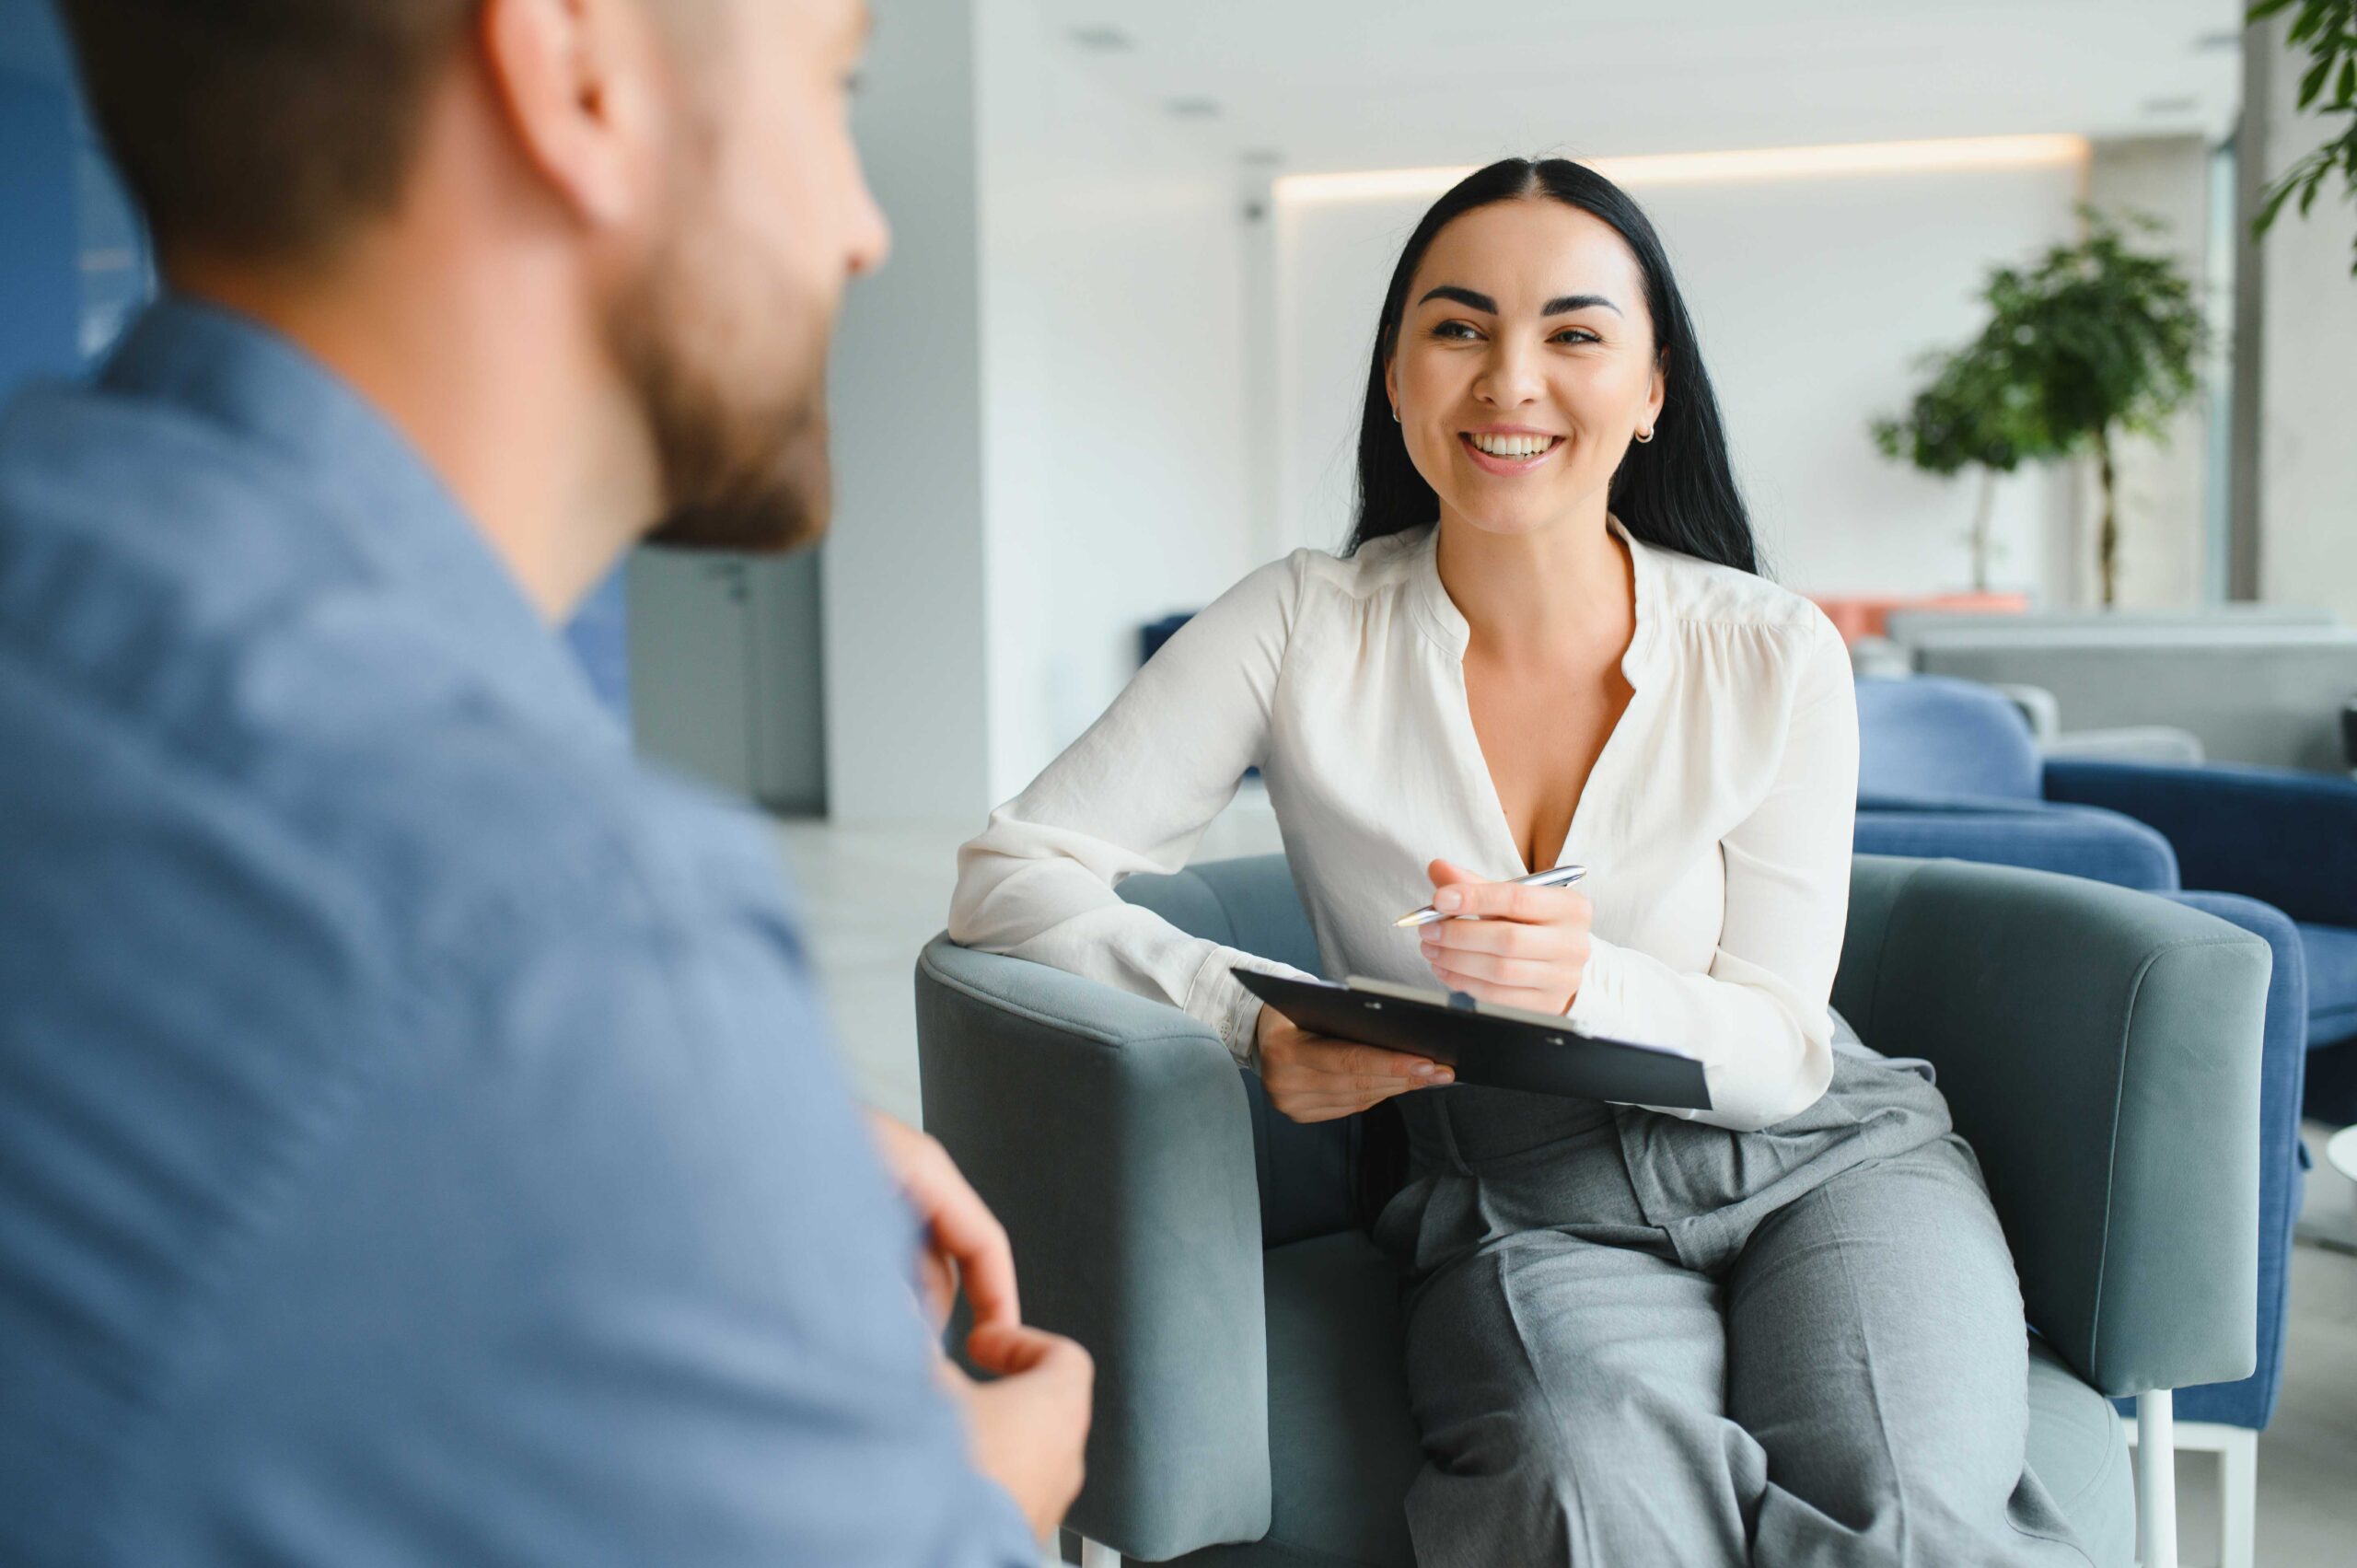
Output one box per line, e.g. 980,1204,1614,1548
1375,1053,2095,1567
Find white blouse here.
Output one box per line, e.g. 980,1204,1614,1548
948,518,1860,1132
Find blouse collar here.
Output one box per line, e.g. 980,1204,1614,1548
1410,514,1664,681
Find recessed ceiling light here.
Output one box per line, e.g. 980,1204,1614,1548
1067,25,1133,52
1167,97,1222,120
2142,94,2200,115
1276,135,2093,204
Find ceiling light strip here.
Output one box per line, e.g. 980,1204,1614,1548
1273,134,2092,204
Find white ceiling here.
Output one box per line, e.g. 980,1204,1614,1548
1030,0,2247,175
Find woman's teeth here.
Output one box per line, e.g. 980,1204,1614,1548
1468,433,1556,459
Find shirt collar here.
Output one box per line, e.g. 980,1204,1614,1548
1410,514,1664,680
99,296,623,748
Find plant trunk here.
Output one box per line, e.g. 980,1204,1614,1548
2095,427,2119,609
1970,469,1996,593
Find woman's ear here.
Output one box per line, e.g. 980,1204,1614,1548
1644,350,1668,435
1383,355,1399,424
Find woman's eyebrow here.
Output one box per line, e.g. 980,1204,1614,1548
1417,285,1497,312
1414,285,1622,318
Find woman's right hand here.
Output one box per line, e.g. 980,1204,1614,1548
1254,1004,1454,1123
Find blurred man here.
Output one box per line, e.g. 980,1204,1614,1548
0,2,1089,1562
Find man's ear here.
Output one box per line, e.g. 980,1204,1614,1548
477,0,667,228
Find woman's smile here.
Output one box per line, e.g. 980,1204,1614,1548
1458,426,1567,475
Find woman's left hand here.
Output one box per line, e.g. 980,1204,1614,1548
1416,858,1594,1016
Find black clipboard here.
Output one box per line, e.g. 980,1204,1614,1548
1234,969,1712,1110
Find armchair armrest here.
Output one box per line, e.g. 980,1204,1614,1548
914,936,1270,1561
2159,890,2308,1429
2045,758,2357,927
1836,856,2271,1398
1854,793,2179,890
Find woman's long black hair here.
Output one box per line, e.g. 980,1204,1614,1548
1346,157,1759,576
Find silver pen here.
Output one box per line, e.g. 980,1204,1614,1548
1393,864,1587,927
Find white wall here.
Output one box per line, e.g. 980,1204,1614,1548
824,0,993,822
818,0,1260,820
1271,160,2095,598
2087,135,2222,610
974,0,1259,804
2254,16,2357,621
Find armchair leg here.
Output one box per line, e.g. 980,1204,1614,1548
2218,1424,2257,1568
2134,1390,2178,1568
2122,1413,2258,1568
1077,1539,1122,1568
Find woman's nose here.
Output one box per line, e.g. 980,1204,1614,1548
1473,341,1543,407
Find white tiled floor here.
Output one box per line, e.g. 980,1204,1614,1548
773,807,2357,1566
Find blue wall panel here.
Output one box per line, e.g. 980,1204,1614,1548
0,65,80,394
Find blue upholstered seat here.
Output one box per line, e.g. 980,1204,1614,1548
2300,923,2357,1051
1853,674,2326,1438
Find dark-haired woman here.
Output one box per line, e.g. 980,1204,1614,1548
950,160,2087,1565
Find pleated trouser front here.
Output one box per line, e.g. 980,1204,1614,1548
1376,1053,2096,1567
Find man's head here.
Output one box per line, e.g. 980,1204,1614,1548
60,0,888,556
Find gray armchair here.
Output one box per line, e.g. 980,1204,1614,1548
916,854,2270,1568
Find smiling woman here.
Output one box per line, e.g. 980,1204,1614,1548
1351,157,1755,576
953,154,2100,1566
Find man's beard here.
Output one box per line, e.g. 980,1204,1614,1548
610,226,835,555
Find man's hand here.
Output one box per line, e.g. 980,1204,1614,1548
1255,1004,1452,1124
865,1114,1091,1542
1416,857,1594,1015
864,1110,1019,1336
946,1323,1095,1545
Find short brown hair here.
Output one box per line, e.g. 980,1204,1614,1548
59,0,479,260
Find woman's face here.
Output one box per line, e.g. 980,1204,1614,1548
1386,198,1666,541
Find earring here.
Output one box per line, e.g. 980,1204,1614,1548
1634,427,1654,444
1392,406,1400,424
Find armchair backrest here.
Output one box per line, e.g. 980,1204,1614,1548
1856,674,2042,801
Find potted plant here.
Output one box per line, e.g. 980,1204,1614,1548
1871,337,2049,593
1873,211,2204,607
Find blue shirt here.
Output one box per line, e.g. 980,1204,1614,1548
0,300,1036,1567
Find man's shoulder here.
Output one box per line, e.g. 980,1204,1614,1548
0,377,799,1009
0,377,368,616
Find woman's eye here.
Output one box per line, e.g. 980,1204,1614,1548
1552,329,1600,345
1431,321,1480,342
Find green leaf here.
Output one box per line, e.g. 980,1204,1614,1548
2255,171,2304,235
2301,55,2333,110
2247,0,2297,20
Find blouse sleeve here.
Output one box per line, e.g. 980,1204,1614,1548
947,554,1318,1065
1564,611,1859,1131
